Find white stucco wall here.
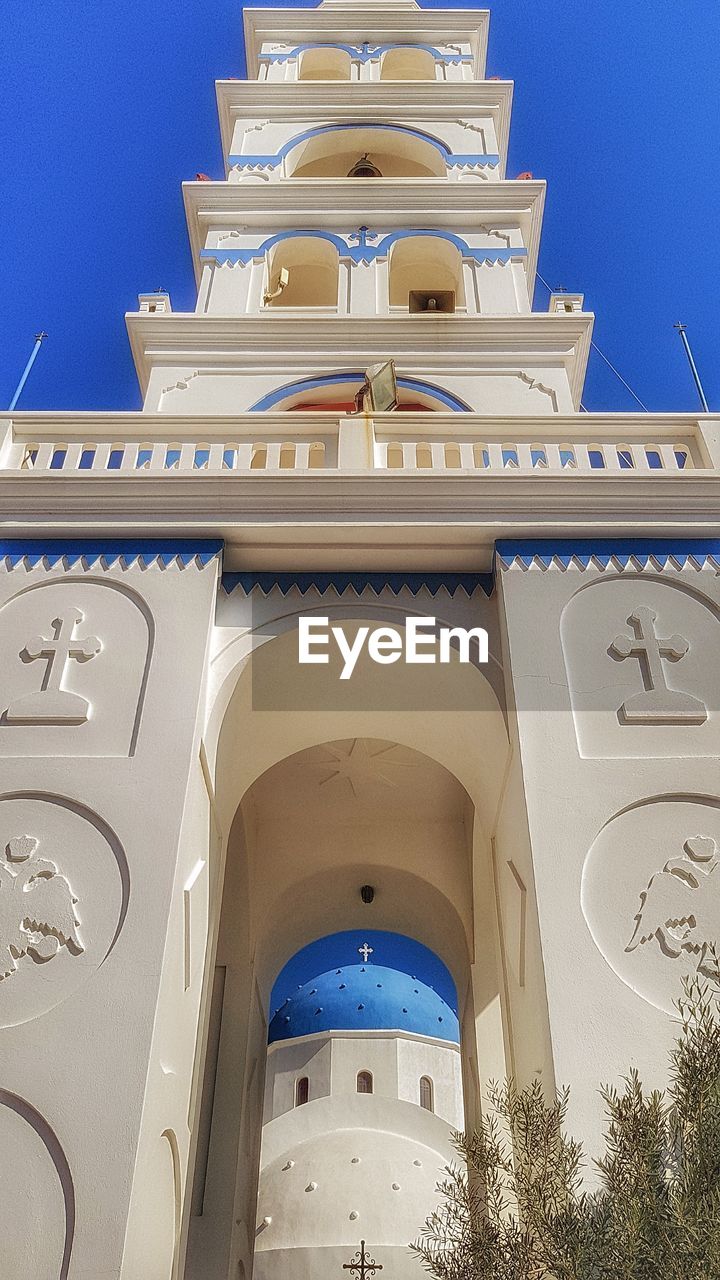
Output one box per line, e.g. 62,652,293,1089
264,1030,463,1127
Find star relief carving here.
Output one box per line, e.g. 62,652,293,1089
0,835,84,980
305,739,400,799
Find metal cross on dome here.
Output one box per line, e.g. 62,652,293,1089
358,943,373,963
343,1240,383,1280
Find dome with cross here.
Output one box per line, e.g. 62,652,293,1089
268,960,459,1045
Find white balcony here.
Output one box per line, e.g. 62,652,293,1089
2,411,718,570
2,412,716,476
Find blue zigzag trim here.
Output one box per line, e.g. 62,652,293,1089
222,571,494,598
495,538,720,569
0,539,224,568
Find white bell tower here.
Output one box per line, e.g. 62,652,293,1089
1,4,719,1280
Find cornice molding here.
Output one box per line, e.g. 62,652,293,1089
221,569,493,598
242,8,490,80
215,80,513,174
496,539,720,574
182,179,546,286
124,312,593,409
2,410,712,435
0,538,223,571
1,473,719,573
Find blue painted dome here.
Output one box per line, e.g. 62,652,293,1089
268,964,459,1045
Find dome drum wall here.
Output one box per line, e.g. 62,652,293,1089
264,1030,463,1129
255,1099,459,1280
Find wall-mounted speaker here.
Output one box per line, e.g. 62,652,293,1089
409,290,456,314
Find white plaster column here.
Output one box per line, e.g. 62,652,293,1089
196,264,213,315
247,259,266,313
0,548,220,1280
350,261,380,316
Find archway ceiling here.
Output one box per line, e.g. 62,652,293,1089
247,736,470,824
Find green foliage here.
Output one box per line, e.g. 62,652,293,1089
413,976,720,1280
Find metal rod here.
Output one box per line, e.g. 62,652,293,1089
9,332,48,411
674,322,709,413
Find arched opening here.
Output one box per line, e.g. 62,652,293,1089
182,612,542,1280
295,1077,309,1106
389,236,466,310
287,126,446,179
419,1075,434,1112
255,928,463,1279
264,236,339,309
356,1070,374,1094
299,47,352,81
380,47,436,81
249,374,472,414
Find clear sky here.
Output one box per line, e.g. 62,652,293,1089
1,0,718,413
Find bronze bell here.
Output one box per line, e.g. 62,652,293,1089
347,153,382,178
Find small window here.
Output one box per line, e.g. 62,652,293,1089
357,1071,373,1094
295,1076,309,1107
419,1075,434,1112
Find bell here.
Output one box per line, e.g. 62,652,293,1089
347,153,382,178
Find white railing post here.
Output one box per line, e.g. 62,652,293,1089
0,418,18,469
696,418,720,469
338,415,374,469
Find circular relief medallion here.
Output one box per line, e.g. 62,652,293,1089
0,794,126,1028
582,796,720,1013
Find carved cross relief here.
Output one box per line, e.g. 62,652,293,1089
4,608,101,725
610,606,707,725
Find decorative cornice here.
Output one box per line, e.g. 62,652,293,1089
221,569,493,598
214,81,513,176
226,121,499,174
0,539,223,571
1,476,719,576
198,229,525,269
496,539,720,573
124,313,593,410
257,42,473,66
242,8,490,81
182,179,545,286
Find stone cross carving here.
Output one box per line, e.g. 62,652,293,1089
358,943,374,963
343,1241,383,1280
5,609,101,725
610,606,707,724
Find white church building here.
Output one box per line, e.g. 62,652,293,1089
1,1,719,1278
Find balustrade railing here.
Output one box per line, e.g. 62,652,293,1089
0,413,716,476
373,438,695,472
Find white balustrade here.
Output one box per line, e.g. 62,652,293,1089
1,414,709,477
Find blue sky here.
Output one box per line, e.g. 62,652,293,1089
1,0,718,413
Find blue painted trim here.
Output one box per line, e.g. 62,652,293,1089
371,228,520,263
200,228,525,268
0,539,224,568
228,123,498,171
222,570,493,598
248,373,472,413
495,538,720,569
258,42,473,66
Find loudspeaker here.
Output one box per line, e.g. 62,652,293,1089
409,290,456,314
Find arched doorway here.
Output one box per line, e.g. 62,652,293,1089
181,609,547,1279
